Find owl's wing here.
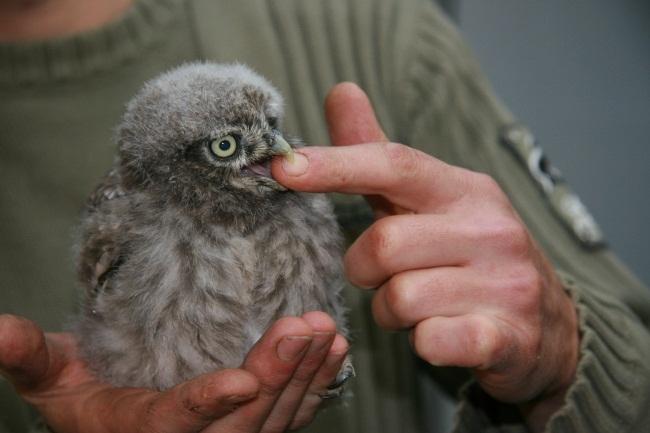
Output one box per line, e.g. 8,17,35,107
77,168,129,299
86,167,127,210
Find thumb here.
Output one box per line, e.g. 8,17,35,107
0,314,57,390
325,82,389,146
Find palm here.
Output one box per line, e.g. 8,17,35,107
0,312,348,433
40,333,95,387
15,332,166,432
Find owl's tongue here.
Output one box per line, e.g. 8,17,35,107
247,161,272,177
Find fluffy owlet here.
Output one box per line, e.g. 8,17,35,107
74,63,351,392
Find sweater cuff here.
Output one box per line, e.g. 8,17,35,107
452,272,650,433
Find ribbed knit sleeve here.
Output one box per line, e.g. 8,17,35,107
453,274,650,433
401,2,650,432
548,274,650,432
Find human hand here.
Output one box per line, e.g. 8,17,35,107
272,83,579,430
0,311,348,433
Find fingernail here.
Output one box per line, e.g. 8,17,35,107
281,152,309,176
325,350,348,368
223,392,257,405
277,336,312,361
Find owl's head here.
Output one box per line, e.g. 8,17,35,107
117,63,294,204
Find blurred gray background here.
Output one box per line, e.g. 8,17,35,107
445,0,650,285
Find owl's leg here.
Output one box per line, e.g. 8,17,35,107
318,355,355,400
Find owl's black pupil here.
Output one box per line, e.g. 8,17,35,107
219,140,231,151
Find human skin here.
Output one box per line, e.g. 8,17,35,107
0,312,349,432
0,85,578,433
1,1,579,430
271,83,580,433
0,0,133,42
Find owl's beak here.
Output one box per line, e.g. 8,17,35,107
270,135,295,163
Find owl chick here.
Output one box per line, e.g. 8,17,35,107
74,63,351,392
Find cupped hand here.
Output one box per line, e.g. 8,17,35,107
272,83,579,431
0,311,348,433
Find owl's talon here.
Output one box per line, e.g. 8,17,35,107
319,356,355,399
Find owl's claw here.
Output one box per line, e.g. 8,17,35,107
318,356,355,400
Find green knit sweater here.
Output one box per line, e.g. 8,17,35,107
1,0,649,432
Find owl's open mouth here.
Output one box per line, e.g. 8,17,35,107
242,159,272,178
240,158,287,192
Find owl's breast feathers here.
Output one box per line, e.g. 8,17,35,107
76,171,346,387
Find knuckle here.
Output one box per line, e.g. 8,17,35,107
366,219,401,270
328,153,355,188
507,225,531,255
381,142,423,182
384,276,415,325
506,265,544,313
468,318,505,367
481,219,530,256
471,173,504,198
411,325,437,365
506,264,542,294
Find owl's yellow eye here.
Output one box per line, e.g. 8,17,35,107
210,135,238,158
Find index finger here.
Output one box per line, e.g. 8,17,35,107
324,82,389,145
271,143,468,211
